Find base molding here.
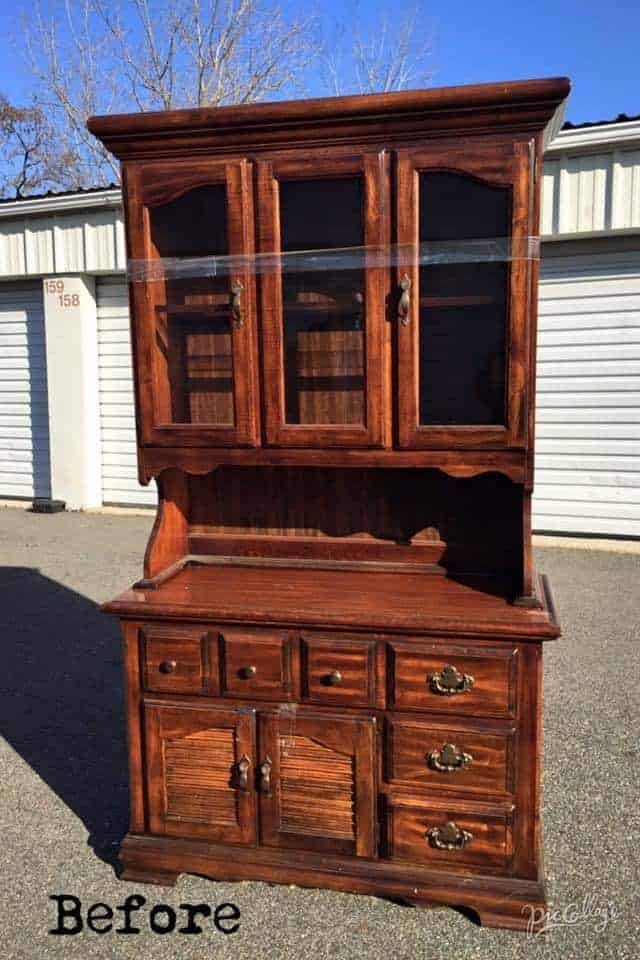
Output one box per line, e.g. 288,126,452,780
118,833,546,933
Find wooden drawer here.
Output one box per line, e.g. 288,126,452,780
385,718,516,796
219,629,292,700
141,626,208,695
388,640,518,718
386,797,514,873
301,636,376,707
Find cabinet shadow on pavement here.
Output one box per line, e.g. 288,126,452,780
0,566,128,869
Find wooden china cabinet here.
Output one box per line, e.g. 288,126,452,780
90,76,569,932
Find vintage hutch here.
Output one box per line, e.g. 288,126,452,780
90,76,568,931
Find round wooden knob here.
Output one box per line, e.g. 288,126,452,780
239,665,257,679
159,660,177,674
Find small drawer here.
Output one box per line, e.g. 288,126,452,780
302,636,376,707
386,797,514,873
388,640,518,718
141,626,207,695
219,630,292,700
385,718,516,796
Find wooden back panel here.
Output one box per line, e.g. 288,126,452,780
187,467,522,576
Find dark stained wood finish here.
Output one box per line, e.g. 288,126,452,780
91,78,568,932
301,636,376,707
141,625,208,695
385,717,516,796
386,796,514,873
144,700,257,844
388,640,519,717
258,153,388,448
104,564,559,640
258,711,376,858
219,629,292,701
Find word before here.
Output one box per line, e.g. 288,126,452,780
49,894,241,936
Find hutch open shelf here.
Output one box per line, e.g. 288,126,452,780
90,76,569,931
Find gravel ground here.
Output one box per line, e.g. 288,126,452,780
0,507,638,959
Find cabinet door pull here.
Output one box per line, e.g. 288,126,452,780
236,754,251,791
398,274,411,325
231,280,244,327
259,756,273,796
158,659,177,674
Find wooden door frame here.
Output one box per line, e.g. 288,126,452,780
124,158,260,447
144,699,257,845
395,139,532,450
258,710,376,857
257,152,389,448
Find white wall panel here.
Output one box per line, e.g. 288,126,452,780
96,276,156,506
0,282,51,499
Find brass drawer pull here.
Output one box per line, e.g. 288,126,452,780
239,664,257,679
427,821,473,850
259,756,273,796
427,743,473,772
158,659,177,674
429,664,474,696
323,670,343,686
398,274,411,325
236,754,251,792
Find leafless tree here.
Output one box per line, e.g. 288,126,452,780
21,0,318,190
0,96,75,197
324,1,433,97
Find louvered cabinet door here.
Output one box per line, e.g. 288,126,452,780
144,701,256,844
258,712,376,857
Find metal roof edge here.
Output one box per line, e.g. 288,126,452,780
0,187,122,219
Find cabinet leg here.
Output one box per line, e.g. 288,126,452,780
118,865,180,887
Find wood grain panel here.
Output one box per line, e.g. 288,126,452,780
259,711,376,858
141,626,207,695
144,701,256,844
301,636,375,707
219,630,292,701
386,797,514,873
385,718,516,796
389,640,518,717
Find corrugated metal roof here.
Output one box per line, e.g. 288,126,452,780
0,184,119,205
562,113,640,130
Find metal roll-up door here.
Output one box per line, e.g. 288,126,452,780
97,276,156,506
535,250,640,536
0,281,51,500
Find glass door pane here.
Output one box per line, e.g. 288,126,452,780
279,177,366,426
149,184,235,427
418,172,509,426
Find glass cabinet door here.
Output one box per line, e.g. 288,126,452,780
127,159,259,446
396,141,532,449
258,153,388,448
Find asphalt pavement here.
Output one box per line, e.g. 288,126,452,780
0,507,637,959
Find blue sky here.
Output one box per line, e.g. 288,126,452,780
0,0,638,124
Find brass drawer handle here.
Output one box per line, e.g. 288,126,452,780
429,664,474,696
239,665,257,679
158,660,177,674
398,274,411,325
231,280,244,327
236,754,250,792
323,670,343,686
427,743,473,772
259,756,273,796
427,821,473,851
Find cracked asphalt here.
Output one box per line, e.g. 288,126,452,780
0,507,638,959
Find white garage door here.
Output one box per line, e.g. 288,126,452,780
534,250,640,536
97,276,156,506
0,282,51,500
